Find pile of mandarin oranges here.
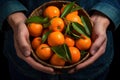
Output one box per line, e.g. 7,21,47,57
26,2,92,67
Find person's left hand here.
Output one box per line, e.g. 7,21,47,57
68,12,110,73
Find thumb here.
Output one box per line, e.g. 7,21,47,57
21,39,31,57
90,36,104,55
16,24,31,57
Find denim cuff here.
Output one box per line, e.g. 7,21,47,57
91,2,120,29
0,1,28,30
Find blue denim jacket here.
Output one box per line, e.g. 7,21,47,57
0,0,120,29
0,0,120,80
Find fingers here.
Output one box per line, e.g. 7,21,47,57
17,35,31,56
15,39,55,74
68,67,77,74
16,23,31,57
90,35,106,55
24,57,55,74
77,40,106,68
68,39,107,74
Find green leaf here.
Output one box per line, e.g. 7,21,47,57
63,44,72,61
70,32,80,39
51,44,72,61
26,16,49,24
51,45,67,61
41,30,52,43
61,2,75,18
65,22,71,35
81,50,88,59
72,22,89,37
71,6,82,12
43,22,50,28
81,16,92,36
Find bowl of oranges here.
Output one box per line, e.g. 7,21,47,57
26,0,92,70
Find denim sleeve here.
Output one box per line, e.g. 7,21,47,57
0,0,28,30
91,0,120,29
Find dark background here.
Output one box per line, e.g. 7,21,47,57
0,31,10,80
0,28,120,80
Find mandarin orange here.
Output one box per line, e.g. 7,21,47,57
27,23,43,37
50,53,65,66
44,6,60,19
66,13,83,25
69,47,81,64
76,35,91,50
47,31,65,46
31,37,42,50
65,36,75,47
36,44,53,60
49,17,65,32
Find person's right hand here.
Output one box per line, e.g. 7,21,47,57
7,12,55,74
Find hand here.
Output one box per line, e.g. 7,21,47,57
68,12,110,73
7,12,55,74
